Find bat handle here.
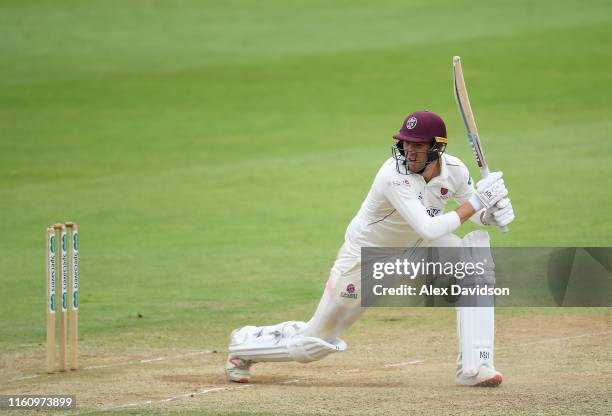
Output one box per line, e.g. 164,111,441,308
480,168,509,233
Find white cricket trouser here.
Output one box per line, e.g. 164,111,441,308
299,234,463,341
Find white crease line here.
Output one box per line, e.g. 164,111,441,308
7,350,213,383
160,387,227,402
91,385,252,413
384,359,426,368
280,359,421,385
83,350,213,370
12,375,40,381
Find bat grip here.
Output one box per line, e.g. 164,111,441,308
479,168,509,233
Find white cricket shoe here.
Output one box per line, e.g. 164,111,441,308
225,327,254,383
225,353,253,383
456,364,503,387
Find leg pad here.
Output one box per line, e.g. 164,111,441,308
229,321,347,363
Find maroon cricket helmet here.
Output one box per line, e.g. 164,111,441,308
393,110,447,143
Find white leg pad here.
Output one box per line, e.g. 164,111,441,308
457,306,494,376
228,321,347,363
287,336,347,363
457,230,496,376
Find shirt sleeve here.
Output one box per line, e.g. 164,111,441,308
453,166,476,205
380,176,461,242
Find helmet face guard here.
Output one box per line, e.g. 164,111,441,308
391,137,448,175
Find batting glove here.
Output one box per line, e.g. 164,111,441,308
469,171,508,211
483,198,515,228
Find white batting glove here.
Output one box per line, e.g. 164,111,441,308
468,171,508,211
483,198,515,228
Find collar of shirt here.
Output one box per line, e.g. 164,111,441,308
439,154,452,178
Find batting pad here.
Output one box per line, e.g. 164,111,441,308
229,321,347,363
457,306,494,376
456,230,496,376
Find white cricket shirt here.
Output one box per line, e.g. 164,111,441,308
343,153,477,257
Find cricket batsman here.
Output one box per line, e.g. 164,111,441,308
225,110,515,386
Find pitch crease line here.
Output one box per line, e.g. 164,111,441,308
83,350,213,370
72,385,252,415
384,359,427,368
6,350,213,383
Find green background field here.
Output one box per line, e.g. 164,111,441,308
1,0,610,379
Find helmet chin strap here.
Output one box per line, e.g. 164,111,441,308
408,159,436,175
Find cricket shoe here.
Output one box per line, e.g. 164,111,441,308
456,364,503,387
225,354,253,383
225,327,255,383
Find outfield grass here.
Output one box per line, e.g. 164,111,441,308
0,0,610,373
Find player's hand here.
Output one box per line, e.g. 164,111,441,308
470,171,508,210
483,198,515,229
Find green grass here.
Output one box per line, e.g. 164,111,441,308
1,0,611,354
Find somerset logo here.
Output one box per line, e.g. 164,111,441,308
406,116,417,129
441,187,448,195
341,283,358,299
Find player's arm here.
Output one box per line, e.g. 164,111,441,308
382,173,507,242
456,201,480,224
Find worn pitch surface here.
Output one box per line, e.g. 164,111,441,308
2,310,610,415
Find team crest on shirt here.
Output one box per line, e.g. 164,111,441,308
406,116,417,129
437,187,450,200
341,283,358,299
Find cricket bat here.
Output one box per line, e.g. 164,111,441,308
452,56,508,233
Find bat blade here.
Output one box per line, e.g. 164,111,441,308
453,56,489,176
452,56,508,233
